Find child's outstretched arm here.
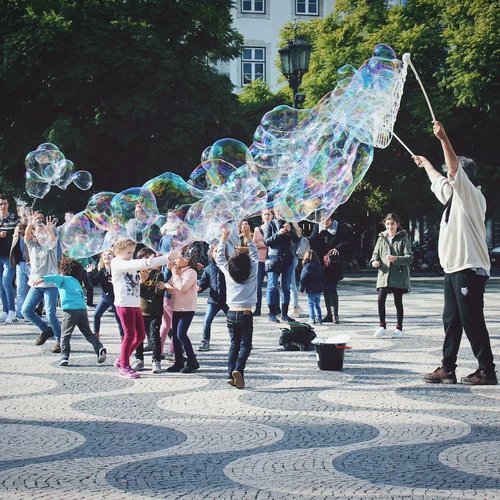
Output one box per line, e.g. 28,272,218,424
216,229,230,270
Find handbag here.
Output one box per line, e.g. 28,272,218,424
296,236,310,260
265,254,284,273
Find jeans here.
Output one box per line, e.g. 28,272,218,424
60,309,103,360
307,293,322,320
227,310,253,378
93,296,124,336
22,286,61,340
202,303,229,341
256,261,265,311
290,255,299,308
442,270,495,372
266,260,294,307
15,261,30,318
0,255,16,312
172,311,196,364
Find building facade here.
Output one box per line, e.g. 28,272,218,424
217,0,336,93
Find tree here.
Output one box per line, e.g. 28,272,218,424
273,0,500,233
0,0,243,213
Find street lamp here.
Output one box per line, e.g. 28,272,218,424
278,36,312,108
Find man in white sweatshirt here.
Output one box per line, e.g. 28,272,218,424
414,121,496,386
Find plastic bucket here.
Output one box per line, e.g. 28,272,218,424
315,343,351,371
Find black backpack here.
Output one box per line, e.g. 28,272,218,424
279,322,317,351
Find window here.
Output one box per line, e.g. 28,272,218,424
242,0,264,13
242,48,265,85
296,0,318,15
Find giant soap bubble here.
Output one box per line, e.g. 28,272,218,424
60,44,409,257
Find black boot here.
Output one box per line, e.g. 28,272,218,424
332,292,340,323
322,294,334,323
281,303,293,323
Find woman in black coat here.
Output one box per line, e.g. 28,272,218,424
309,214,354,323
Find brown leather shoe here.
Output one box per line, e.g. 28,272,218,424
422,366,457,384
461,369,498,385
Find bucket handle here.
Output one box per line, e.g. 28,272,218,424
335,345,352,350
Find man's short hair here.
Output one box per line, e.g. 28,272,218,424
442,156,478,182
228,252,251,284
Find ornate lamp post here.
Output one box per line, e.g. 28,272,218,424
278,36,312,108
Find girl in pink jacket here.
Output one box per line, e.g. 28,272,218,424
165,248,199,373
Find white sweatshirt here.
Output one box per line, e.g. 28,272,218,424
431,165,490,275
111,255,170,307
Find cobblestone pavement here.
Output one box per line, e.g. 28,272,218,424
0,275,499,499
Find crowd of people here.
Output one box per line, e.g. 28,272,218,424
0,121,496,386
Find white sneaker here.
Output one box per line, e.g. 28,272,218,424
131,359,144,371
5,310,16,323
373,326,387,338
0,312,7,323
6,316,24,324
152,361,162,374
392,329,403,338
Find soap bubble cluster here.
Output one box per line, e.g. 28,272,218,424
58,44,408,257
24,143,93,199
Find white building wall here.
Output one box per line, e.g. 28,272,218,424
219,0,336,93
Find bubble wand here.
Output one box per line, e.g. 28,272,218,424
391,130,415,157
402,53,436,122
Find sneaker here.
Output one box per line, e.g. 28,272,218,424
316,319,323,325
322,314,333,323
35,327,54,345
197,340,210,352
152,360,162,374
227,378,236,387
131,359,145,371
232,370,245,388
5,311,17,323
373,326,387,338
119,366,141,379
281,315,293,323
291,307,302,318
269,314,280,323
6,316,25,324
461,369,498,386
51,342,61,353
422,366,457,384
59,358,69,366
391,329,403,338
113,358,122,369
97,348,107,364
309,317,315,325
180,359,200,373
0,311,7,323
166,363,184,372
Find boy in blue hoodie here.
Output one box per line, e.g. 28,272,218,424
216,225,258,389
35,258,106,366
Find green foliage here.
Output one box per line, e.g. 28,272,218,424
0,0,242,214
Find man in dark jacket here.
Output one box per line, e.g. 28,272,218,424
309,213,354,323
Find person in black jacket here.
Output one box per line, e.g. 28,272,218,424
197,244,229,351
299,249,325,325
309,213,354,323
264,211,299,323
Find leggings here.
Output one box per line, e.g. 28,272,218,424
116,306,146,368
378,288,404,327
